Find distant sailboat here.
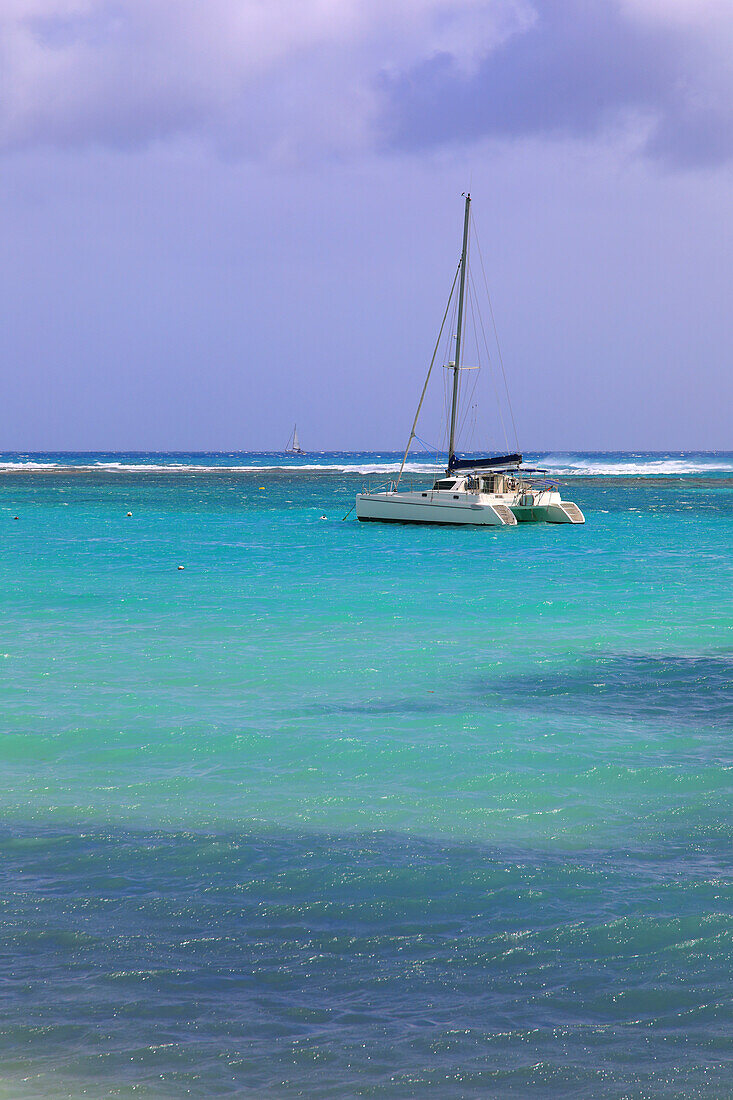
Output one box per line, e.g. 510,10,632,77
285,424,304,454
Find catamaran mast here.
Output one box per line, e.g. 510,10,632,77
447,192,471,469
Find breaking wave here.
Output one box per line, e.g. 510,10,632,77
0,459,441,476
0,454,730,477
538,455,733,477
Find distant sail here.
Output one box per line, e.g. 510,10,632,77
285,424,304,453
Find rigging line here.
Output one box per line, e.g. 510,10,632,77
455,281,481,448
396,260,461,489
456,363,479,454
463,347,479,452
466,279,486,453
414,434,442,452
468,267,510,453
440,290,459,457
469,407,477,451
469,266,509,452
466,274,479,377
441,287,459,463
456,279,489,450
442,371,450,444
471,211,519,451
473,279,499,454
442,290,459,401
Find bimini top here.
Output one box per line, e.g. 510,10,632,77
448,452,523,473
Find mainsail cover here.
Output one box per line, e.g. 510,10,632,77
448,452,522,472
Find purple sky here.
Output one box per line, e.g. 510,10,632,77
1,0,732,451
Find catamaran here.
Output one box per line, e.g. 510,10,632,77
355,194,584,526
285,424,304,454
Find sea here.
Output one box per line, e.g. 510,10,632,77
0,451,731,1099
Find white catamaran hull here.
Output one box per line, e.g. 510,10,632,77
510,502,585,523
356,488,584,526
356,491,517,526
509,490,585,524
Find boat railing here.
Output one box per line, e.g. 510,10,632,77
361,480,390,495
360,477,418,495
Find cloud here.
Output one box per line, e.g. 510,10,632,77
380,0,733,168
0,0,509,158
1,0,732,168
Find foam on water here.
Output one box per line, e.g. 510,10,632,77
540,454,733,476
0,451,726,477
0,459,441,475
0,449,731,477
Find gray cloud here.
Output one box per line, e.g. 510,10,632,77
379,0,733,168
0,1,506,159
2,1,732,168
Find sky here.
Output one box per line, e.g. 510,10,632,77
1,0,732,452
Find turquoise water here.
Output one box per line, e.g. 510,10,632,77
0,452,731,1097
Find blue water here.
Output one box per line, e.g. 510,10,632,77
0,452,731,1098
